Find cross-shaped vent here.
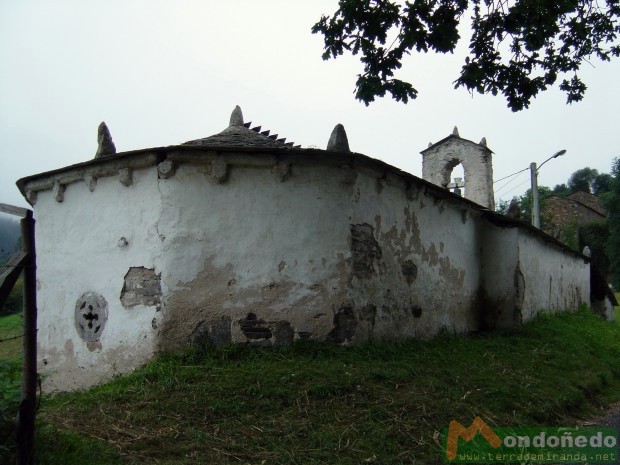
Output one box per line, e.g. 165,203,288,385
75,292,108,342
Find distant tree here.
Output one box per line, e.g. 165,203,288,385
496,197,522,219
495,198,510,214
568,167,599,193
602,157,620,288
592,173,613,195
515,186,553,225
551,183,571,197
312,0,620,111
499,167,613,221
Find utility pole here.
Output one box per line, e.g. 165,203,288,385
530,162,540,228
530,150,567,229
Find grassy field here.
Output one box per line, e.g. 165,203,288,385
0,312,23,461
0,312,23,360
2,305,620,464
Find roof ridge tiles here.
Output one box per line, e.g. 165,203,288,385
182,106,298,149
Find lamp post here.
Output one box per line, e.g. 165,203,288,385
530,149,567,228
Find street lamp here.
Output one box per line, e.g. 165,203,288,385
530,150,567,228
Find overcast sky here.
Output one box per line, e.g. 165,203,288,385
1,1,619,211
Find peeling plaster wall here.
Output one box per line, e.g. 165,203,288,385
478,223,589,329
35,167,163,391
479,226,521,329
155,162,352,350
516,230,589,319
153,160,486,348
27,148,590,392
347,170,481,341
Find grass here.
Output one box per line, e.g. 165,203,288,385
0,312,24,462
1,276,23,318
34,308,620,464
0,312,23,360
3,307,620,464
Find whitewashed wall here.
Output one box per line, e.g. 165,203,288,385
23,147,590,392
35,166,163,391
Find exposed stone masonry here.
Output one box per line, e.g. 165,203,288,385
421,130,495,209
543,192,606,240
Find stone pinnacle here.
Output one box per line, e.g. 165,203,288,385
229,105,244,127
326,124,350,152
95,122,116,159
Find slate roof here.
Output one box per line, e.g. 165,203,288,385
183,106,300,149
567,191,607,217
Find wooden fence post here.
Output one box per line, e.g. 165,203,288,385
15,210,37,465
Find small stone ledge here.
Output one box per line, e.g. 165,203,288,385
25,189,37,205
89,153,159,177
84,175,97,192
20,153,159,203
210,156,228,184
157,160,176,179
53,182,65,202
118,167,133,186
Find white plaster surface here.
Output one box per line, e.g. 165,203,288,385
35,167,163,391
26,147,590,391
155,162,353,348
516,230,590,319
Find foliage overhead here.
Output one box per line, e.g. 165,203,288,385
312,0,620,111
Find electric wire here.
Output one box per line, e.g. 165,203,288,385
498,177,532,199
494,170,529,195
493,166,529,184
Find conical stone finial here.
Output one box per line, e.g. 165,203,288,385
229,105,244,127
327,123,350,152
479,137,487,147
428,142,433,148
95,122,116,159
452,126,460,137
